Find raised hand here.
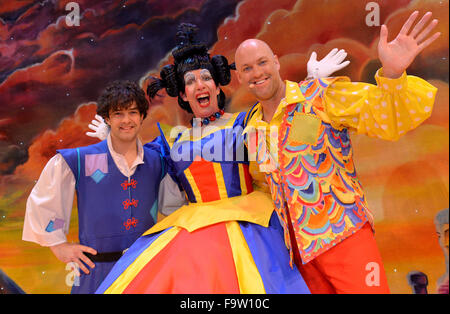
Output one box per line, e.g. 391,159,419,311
378,11,441,79
307,48,350,79
86,114,109,141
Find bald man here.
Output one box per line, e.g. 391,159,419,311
237,11,440,293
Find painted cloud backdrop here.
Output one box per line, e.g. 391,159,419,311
0,0,448,293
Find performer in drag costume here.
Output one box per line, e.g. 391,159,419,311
95,24,348,294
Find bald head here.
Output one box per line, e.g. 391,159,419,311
234,39,283,103
235,39,275,67
234,38,275,67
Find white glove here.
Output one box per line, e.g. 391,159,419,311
306,48,350,79
86,114,109,141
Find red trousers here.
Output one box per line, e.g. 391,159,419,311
288,220,390,294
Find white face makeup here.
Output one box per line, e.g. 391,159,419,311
181,69,221,119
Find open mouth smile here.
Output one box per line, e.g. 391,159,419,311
196,93,211,107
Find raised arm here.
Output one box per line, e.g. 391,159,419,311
378,11,441,79
314,11,440,141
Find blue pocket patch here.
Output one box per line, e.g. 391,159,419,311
85,153,108,183
91,169,106,183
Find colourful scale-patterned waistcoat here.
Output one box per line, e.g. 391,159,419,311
250,78,374,265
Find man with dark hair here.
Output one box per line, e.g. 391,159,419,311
23,80,167,293
97,80,150,119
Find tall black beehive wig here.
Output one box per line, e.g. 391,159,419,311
147,23,233,114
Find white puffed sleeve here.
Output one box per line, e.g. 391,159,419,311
22,154,76,247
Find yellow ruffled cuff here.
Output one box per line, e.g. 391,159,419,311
324,70,437,141
360,69,437,141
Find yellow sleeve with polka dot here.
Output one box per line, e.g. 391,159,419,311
323,69,437,141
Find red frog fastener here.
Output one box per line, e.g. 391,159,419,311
121,179,138,190
122,198,139,210
123,217,139,230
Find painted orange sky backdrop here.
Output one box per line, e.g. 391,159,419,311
0,0,448,293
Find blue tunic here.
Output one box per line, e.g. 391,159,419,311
58,140,164,293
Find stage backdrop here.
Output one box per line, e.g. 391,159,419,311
0,0,448,294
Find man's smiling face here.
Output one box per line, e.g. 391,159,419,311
105,102,143,144
235,39,283,102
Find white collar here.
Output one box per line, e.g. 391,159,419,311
106,133,144,177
